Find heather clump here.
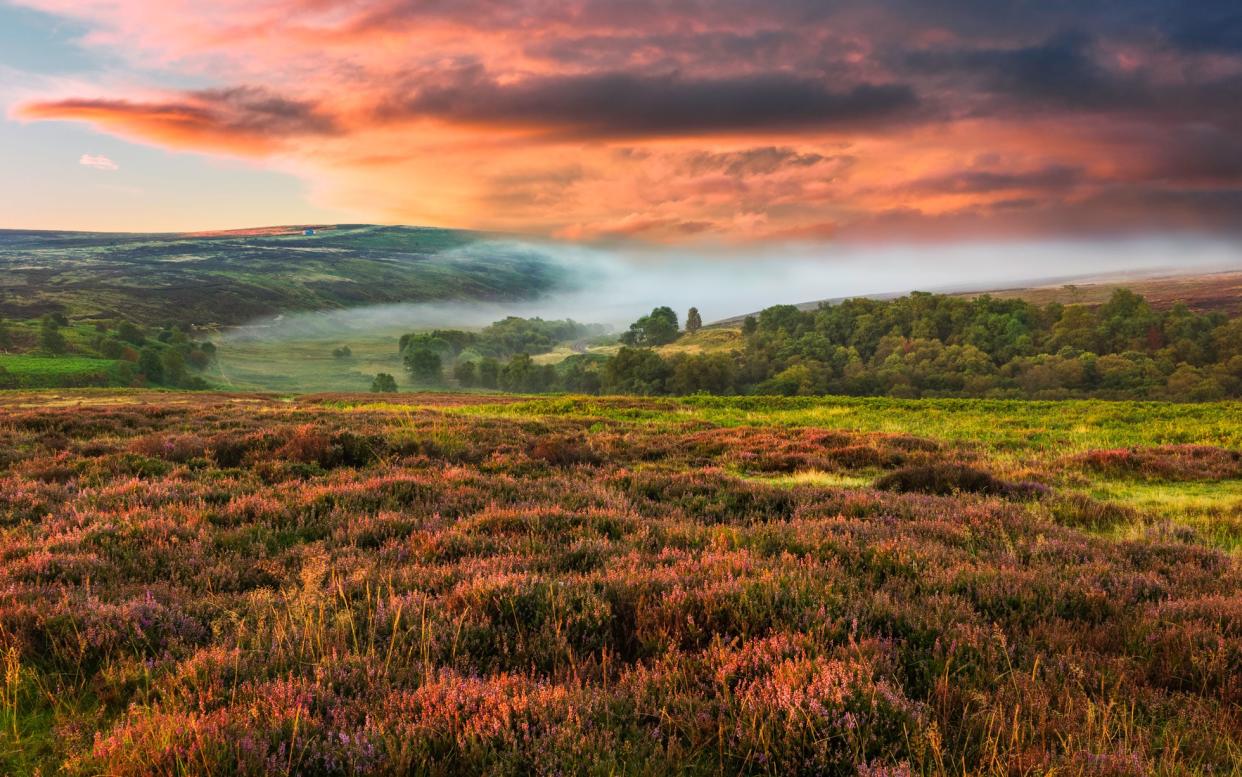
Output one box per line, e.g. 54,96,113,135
1075,444,1242,480
874,463,1047,500
614,468,798,524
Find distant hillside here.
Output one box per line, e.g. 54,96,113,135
0,225,572,327
949,271,1242,315
713,270,1242,326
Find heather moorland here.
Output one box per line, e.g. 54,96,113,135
0,391,1237,775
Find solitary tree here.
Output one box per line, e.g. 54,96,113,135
370,373,398,393
685,307,702,334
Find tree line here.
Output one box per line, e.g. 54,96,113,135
378,293,1242,400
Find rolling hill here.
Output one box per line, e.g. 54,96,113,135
0,225,574,327
713,269,1242,326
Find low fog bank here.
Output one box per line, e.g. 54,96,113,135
223,235,1241,343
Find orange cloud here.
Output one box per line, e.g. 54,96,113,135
17,87,339,156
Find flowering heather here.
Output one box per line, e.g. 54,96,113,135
0,391,1238,775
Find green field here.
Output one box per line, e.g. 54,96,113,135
0,354,125,387
209,336,411,392
443,394,1242,453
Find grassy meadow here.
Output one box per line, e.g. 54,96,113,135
0,390,1238,775
208,336,410,393
0,354,127,387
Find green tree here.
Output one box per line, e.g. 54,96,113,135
39,317,69,354
500,354,535,392
1047,305,1098,353
1097,289,1156,353
685,307,703,334
603,347,672,394
561,359,603,394
187,347,212,369
1213,318,1242,361
759,364,817,396
0,317,11,350
138,347,164,383
478,357,500,389
453,360,478,387
400,333,453,357
117,321,145,346
404,347,443,382
161,349,187,385
370,373,398,393
668,353,735,394
620,306,680,347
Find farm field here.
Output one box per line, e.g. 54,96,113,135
0,390,1238,775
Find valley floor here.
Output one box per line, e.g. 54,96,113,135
0,391,1239,774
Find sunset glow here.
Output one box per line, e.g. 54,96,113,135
4,0,1242,241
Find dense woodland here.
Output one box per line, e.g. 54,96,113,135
408,290,1242,400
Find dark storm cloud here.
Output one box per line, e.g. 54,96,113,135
906,33,1146,111
384,70,920,138
906,30,1242,131
1162,0,1242,53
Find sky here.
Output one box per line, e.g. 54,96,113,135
3,0,1242,244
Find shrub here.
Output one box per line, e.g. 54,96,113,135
371,372,398,393
874,464,1047,499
